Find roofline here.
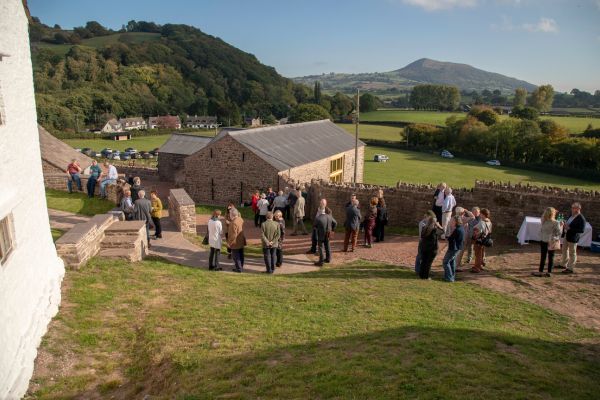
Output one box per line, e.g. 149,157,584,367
227,119,332,137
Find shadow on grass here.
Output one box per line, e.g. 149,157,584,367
68,325,600,400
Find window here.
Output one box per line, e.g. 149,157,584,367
0,213,15,265
329,155,344,183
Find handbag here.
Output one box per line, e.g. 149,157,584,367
202,227,209,245
548,239,561,251
476,233,493,247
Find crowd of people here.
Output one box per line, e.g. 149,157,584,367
118,176,163,247
65,159,118,199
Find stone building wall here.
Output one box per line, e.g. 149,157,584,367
285,145,364,185
168,189,196,234
157,152,185,182
306,180,600,237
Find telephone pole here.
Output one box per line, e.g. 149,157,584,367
353,88,360,183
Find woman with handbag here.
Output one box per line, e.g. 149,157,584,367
532,207,562,277
470,208,492,274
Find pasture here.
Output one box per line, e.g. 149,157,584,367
363,146,600,190
361,110,600,133
29,257,599,399
336,123,404,141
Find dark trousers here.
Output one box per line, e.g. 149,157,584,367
539,242,555,273
231,248,244,272
254,211,260,227
209,247,220,270
318,238,331,263
374,221,385,242
263,247,276,273
310,228,317,252
343,228,358,251
258,214,267,226
419,250,437,279
87,176,97,198
284,205,291,220
152,216,162,238
432,205,442,225
276,248,283,267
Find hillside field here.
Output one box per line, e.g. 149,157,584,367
361,110,600,133
363,146,600,190
33,32,161,57
336,123,404,142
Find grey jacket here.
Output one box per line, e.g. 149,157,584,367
315,213,337,241
540,219,561,243
344,205,362,230
133,198,153,226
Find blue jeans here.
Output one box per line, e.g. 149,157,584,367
443,249,460,282
99,178,116,197
263,247,276,273
67,173,82,192
232,248,244,272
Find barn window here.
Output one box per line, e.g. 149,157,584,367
242,152,245,162
0,213,15,266
329,155,344,183
210,148,213,158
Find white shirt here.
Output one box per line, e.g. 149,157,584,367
442,194,456,213
107,165,118,180
207,218,223,249
257,199,270,215
273,195,287,209
435,190,445,207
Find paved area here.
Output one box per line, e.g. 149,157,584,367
48,209,90,231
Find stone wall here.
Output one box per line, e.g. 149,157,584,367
157,152,185,182
306,180,600,237
55,214,115,268
119,166,160,182
44,173,129,205
168,188,196,234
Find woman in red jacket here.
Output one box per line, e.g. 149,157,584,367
251,190,260,227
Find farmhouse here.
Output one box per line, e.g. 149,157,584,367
148,115,182,129
184,115,218,128
172,120,365,205
0,1,65,397
244,117,262,127
101,118,123,133
119,116,147,130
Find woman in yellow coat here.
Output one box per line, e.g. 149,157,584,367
150,190,163,239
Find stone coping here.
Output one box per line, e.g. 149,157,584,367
169,188,195,206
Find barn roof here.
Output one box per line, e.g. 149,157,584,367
221,120,365,171
159,133,213,155
38,125,93,170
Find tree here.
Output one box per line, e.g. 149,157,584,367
528,84,554,112
289,104,331,123
511,106,539,121
410,84,460,111
359,93,383,113
313,81,322,105
330,92,353,119
468,106,499,126
513,88,527,107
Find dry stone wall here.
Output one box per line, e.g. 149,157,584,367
168,188,196,234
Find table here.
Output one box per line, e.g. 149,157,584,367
517,216,593,247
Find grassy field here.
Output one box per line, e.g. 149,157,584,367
336,123,404,141
45,189,115,216
364,146,600,190
30,257,599,399
361,110,600,133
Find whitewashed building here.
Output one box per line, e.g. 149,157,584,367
100,118,123,133
0,1,65,398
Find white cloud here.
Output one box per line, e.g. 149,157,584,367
522,17,558,33
401,0,478,11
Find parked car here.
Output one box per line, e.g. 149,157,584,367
101,148,113,158
90,151,99,158
373,154,389,162
486,159,501,166
140,151,154,159
110,153,121,161
441,150,454,159
81,147,92,156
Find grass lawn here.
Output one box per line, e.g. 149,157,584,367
361,110,600,133
364,146,600,190
45,189,115,216
64,134,172,153
51,228,64,242
30,258,599,399
336,123,404,142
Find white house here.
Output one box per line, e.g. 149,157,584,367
101,118,123,133
0,1,65,398
184,115,218,129
119,116,147,130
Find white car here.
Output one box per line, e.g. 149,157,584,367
373,154,389,162
486,160,501,166
440,150,454,159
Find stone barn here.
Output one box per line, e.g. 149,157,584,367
175,120,365,205
158,133,213,181
0,1,65,397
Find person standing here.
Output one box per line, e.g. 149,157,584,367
150,190,163,239
256,193,270,226
442,215,465,282
273,190,287,215
227,208,246,273
66,159,82,193
207,209,223,271
471,208,492,273
274,210,285,268
458,207,481,268
133,190,155,246
363,197,378,248
261,212,280,274
130,177,143,202
292,190,308,235
251,190,260,227
415,213,429,275
559,202,587,274
99,161,118,199
314,207,337,266
286,187,298,222
283,187,291,221
343,199,361,252
441,187,456,239
308,199,327,254
86,160,102,198
120,189,135,221
224,203,236,259
419,211,443,280
266,187,276,209
374,197,388,242
432,183,446,224
532,207,562,277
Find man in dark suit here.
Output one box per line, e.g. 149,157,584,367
314,207,337,266
343,199,361,252
560,202,587,274
133,190,155,247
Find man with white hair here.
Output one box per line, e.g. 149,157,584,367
307,198,327,254
441,187,456,239
99,161,118,198
133,189,155,246
273,190,287,215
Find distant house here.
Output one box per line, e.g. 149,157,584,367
148,115,182,130
119,117,147,131
111,133,132,141
101,118,123,133
184,115,218,129
244,117,261,127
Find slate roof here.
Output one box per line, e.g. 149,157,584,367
159,133,213,155
222,120,365,171
38,125,93,170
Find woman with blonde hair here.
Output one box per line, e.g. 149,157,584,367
471,208,492,273
533,207,562,277
363,196,378,248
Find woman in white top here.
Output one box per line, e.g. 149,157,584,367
257,193,270,226
207,209,223,271
532,207,562,277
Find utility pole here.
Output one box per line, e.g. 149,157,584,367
353,88,360,183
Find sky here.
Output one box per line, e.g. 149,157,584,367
28,0,600,92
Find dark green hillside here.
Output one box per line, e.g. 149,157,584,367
30,19,303,132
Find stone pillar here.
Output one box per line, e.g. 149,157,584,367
168,188,196,234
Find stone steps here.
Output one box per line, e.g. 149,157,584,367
99,220,149,262
97,248,140,262
100,235,138,249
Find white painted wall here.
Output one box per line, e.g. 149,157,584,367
0,1,65,398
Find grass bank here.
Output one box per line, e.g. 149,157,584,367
45,189,115,216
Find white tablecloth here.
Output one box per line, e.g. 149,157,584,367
517,216,593,247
